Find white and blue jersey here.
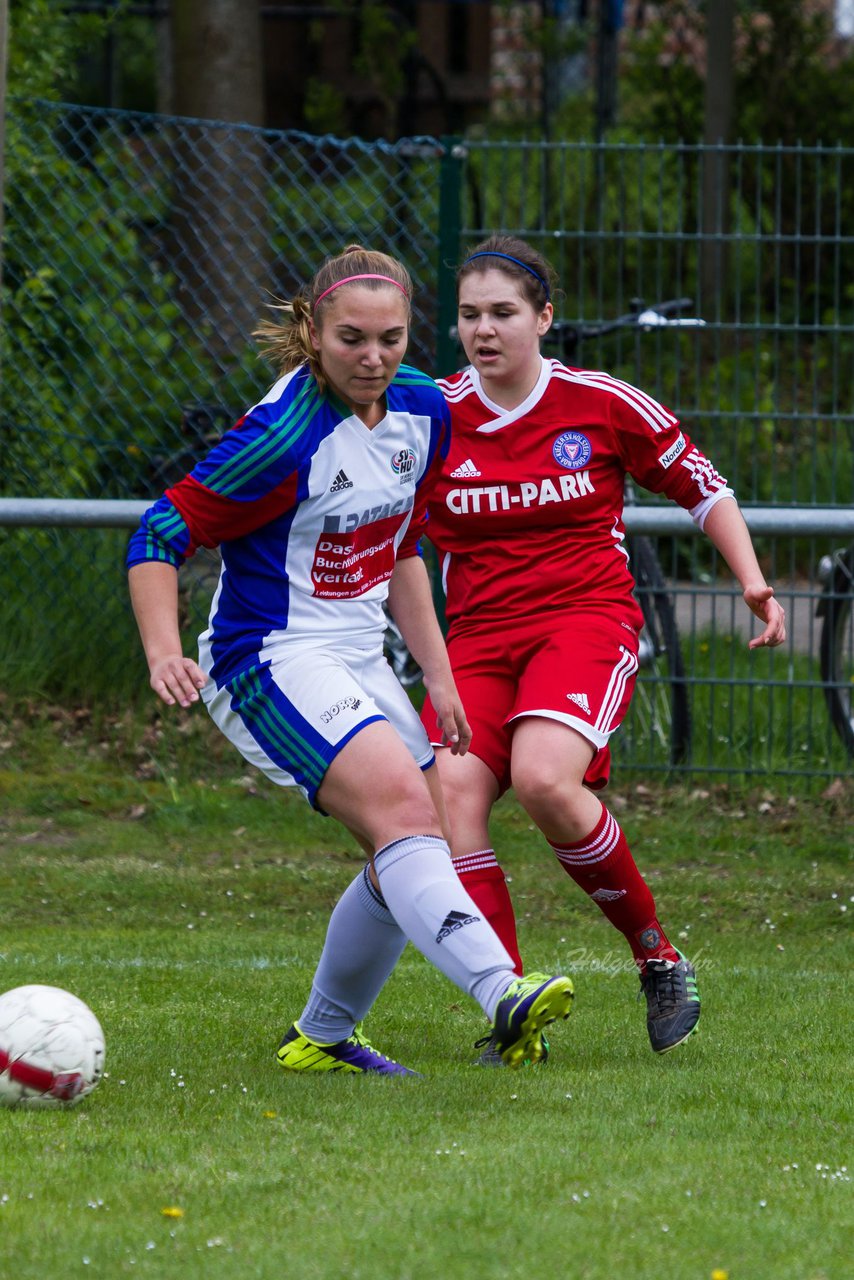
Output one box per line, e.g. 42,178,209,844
128,362,450,684
127,363,450,805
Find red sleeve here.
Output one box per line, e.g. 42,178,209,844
610,395,729,511
166,471,300,553
398,423,449,559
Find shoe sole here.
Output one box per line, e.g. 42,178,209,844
474,1049,550,1069
500,978,574,1068
277,1056,420,1076
277,1045,419,1076
651,1011,701,1054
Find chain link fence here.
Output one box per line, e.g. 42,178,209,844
2,101,852,779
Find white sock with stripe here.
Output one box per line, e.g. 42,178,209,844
374,834,515,1020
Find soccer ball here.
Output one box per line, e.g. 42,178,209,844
0,984,105,1109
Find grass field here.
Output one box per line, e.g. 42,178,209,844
0,703,851,1280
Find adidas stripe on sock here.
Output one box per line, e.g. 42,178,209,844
374,834,514,1019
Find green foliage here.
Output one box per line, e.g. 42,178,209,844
351,1,417,116
67,11,157,114
734,0,854,145
8,0,104,101
619,0,854,145
9,0,155,111
304,0,419,138
264,145,440,369
0,102,262,498
303,77,348,137
488,3,854,345
0,529,144,704
615,0,705,143
710,342,851,508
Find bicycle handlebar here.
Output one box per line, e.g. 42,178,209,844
547,298,705,343
448,299,705,351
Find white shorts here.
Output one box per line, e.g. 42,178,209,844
203,642,433,809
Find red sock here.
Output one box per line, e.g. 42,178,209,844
452,850,523,975
548,805,679,969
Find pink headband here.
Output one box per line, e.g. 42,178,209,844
314,273,409,310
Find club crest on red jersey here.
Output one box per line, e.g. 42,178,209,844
553,430,592,470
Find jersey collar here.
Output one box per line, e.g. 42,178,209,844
471,355,551,434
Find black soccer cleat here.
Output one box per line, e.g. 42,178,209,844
640,950,701,1053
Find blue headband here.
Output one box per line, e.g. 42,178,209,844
461,251,551,301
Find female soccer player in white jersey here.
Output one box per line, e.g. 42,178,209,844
421,234,787,1057
127,244,574,1075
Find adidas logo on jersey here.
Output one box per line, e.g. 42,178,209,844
330,469,354,492
450,458,481,478
566,692,591,715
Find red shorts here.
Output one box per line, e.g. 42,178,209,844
422,607,641,794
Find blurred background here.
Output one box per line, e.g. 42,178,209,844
1,1,852,781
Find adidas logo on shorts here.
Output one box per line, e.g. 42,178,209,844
566,691,591,715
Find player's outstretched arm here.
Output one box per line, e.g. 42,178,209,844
701,497,787,649
128,562,208,707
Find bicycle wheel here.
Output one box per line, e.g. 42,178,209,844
629,535,691,765
818,544,854,756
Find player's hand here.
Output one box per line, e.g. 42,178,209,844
423,674,472,756
149,654,208,707
743,585,787,649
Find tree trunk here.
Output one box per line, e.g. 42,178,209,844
701,0,735,310
168,0,268,374
594,0,620,142
0,0,9,304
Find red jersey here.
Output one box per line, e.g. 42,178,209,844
429,357,731,627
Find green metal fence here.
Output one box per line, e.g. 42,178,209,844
2,101,852,780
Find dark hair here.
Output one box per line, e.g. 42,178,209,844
253,244,412,392
457,235,557,312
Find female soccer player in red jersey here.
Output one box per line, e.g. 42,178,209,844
128,243,574,1075
421,234,787,1057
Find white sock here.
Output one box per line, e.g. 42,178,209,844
374,834,514,1020
297,866,407,1043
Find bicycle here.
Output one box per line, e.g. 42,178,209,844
552,303,854,763
817,542,854,756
